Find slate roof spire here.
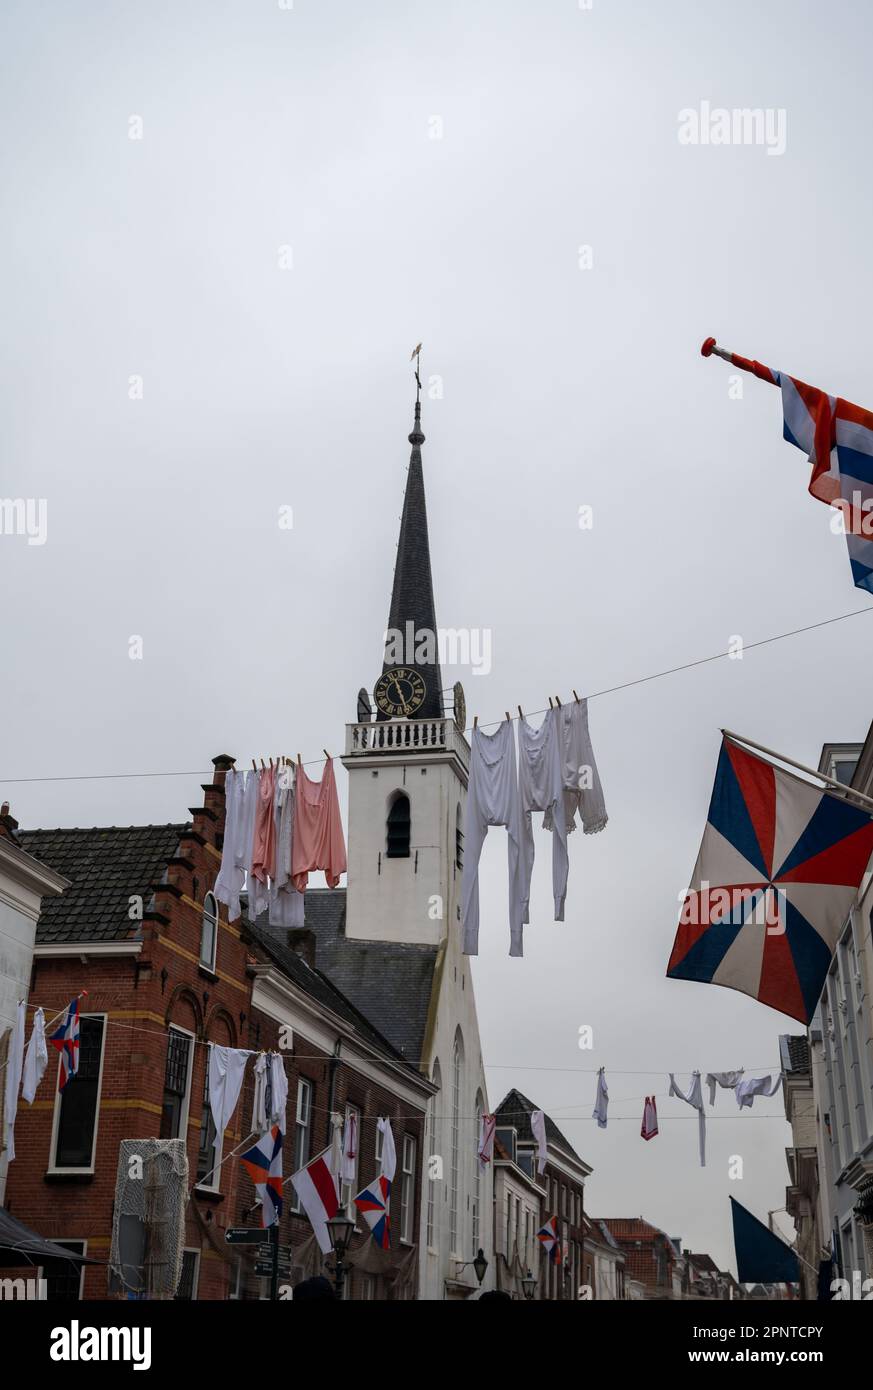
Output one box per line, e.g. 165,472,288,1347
378,375,444,721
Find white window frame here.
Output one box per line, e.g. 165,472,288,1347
291,1079,313,1214
163,1024,195,1142
47,1013,107,1175
400,1134,415,1245
200,891,219,972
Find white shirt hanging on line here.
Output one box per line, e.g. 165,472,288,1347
269,1053,288,1131
461,721,525,957
705,1070,744,1106
735,1074,782,1109
214,768,246,923
341,1110,359,1184
208,1043,251,1154
377,1116,397,1182
3,1000,26,1161
669,1071,706,1167
546,698,608,836
21,1007,48,1104
518,709,569,924
531,1108,549,1174
592,1067,609,1129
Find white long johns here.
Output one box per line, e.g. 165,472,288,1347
21,1007,48,1103
546,699,608,836
461,722,525,957
669,1071,706,1167
735,1074,782,1109
215,768,246,923
706,1070,745,1106
519,709,569,923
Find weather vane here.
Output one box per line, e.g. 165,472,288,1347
410,342,422,401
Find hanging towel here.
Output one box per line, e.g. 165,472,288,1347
477,1113,497,1173
377,1116,397,1182
269,767,305,927
241,769,267,923
461,721,525,957
706,1070,745,1106
518,709,569,923
669,1071,706,1167
641,1095,659,1141
269,1052,288,1131
341,1110,359,1183
3,1001,26,1161
208,1044,250,1153
592,1067,609,1129
252,765,277,884
735,1074,782,1109
546,698,608,836
531,1108,548,1174
461,722,525,957
21,1007,48,1104
291,758,347,892
251,1054,269,1133
214,768,246,922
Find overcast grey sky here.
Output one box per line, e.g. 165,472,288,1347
5,0,873,1273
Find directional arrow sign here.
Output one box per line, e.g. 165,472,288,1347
225,1228,265,1245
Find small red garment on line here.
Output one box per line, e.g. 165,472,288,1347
291,757,347,891
641,1096,658,1141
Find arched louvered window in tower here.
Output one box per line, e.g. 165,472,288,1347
386,792,411,858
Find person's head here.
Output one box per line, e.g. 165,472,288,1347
292,1275,336,1300
478,1289,512,1301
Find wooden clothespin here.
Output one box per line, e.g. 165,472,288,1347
548,697,554,709
323,749,330,761
518,704,524,720
260,758,266,770
269,757,273,769
251,759,257,772
297,753,302,767
505,711,511,723
573,690,580,703
473,715,478,729
555,695,562,707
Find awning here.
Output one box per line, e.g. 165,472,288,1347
0,1207,95,1268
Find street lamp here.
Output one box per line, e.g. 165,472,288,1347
473,1248,488,1285
326,1209,356,1300
522,1269,537,1301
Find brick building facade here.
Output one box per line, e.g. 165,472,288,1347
3,757,431,1299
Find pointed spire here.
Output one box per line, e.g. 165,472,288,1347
378,383,444,721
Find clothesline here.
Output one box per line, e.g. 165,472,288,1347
2,603,870,785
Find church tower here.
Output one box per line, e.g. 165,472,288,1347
342,394,469,948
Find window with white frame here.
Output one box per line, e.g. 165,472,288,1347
160,1026,194,1141
196,1062,221,1189
200,891,218,971
400,1134,416,1244
174,1249,201,1300
50,1015,106,1171
291,1079,313,1213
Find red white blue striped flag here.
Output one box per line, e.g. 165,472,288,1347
49,998,80,1092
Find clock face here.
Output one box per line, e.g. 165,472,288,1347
374,666,427,718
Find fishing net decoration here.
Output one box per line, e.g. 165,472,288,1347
108,1138,188,1298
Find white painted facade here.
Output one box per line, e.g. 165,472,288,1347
0,834,68,1203
342,720,493,1299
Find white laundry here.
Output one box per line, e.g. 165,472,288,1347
341,1110,359,1183
706,1070,745,1106
208,1044,250,1153
477,1113,497,1173
251,1053,270,1133
531,1108,548,1174
214,768,246,923
269,1053,288,1131
3,1001,25,1161
269,767,305,928
669,1071,706,1167
518,709,569,923
641,1095,658,1141
377,1116,397,1182
592,1067,609,1129
21,1007,48,1104
461,721,525,957
241,770,267,923
545,699,608,836
735,1074,782,1109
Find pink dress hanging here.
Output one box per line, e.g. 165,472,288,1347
291,757,347,891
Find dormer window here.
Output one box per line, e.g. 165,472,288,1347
386,793,411,858
200,892,218,971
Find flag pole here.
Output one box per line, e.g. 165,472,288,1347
722,728,873,813
701,337,780,386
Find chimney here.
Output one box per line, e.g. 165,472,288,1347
0,801,21,845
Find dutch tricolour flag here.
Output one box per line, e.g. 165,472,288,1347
240,1124,284,1228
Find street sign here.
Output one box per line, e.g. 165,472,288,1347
254,1262,274,1277
225,1228,265,1245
